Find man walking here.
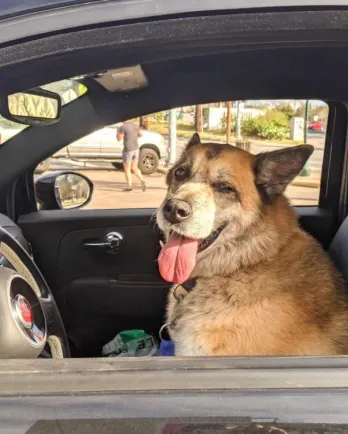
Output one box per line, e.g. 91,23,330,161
117,120,147,192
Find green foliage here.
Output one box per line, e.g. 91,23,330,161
222,109,290,140
154,111,165,123
275,103,295,120
243,110,290,140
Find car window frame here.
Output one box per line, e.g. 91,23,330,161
0,6,348,373
2,0,348,45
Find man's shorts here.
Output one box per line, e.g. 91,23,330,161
122,150,140,164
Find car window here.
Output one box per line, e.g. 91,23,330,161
0,79,87,145
34,99,327,210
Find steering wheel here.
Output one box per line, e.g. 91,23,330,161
0,226,70,358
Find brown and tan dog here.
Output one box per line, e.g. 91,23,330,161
156,133,348,356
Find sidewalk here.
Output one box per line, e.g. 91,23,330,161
250,137,324,150
172,133,301,148
251,141,322,188
291,174,320,189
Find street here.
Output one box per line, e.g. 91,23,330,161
81,167,319,208
41,131,324,209
44,164,319,210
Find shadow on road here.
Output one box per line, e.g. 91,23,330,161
93,180,167,192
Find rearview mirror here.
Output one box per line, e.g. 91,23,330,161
35,172,93,210
0,87,61,126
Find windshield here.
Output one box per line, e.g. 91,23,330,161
0,79,87,144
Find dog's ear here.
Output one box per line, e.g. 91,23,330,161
254,144,314,201
186,133,201,149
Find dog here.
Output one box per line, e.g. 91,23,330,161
156,132,348,356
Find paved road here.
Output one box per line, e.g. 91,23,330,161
250,132,324,176
44,131,324,209
43,164,319,209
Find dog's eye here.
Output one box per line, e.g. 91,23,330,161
214,182,235,193
174,167,188,181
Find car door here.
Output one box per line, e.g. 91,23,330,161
19,207,169,357
99,125,123,158
1,2,346,363
66,129,102,159
19,95,343,358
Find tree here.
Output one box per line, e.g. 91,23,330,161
195,105,203,133
295,102,305,118
226,101,232,143
276,102,295,120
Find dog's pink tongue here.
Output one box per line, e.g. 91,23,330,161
158,234,199,284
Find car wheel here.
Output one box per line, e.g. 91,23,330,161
112,162,124,171
139,148,159,175
34,158,51,175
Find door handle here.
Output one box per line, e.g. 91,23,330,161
84,232,123,254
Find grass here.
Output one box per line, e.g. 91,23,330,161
148,120,301,145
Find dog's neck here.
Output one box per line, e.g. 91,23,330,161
191,195,299,279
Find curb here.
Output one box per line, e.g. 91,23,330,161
165,134,325,150
291,178,320,189
157,167,169,175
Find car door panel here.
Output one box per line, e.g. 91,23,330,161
18,209,170,356
68,278,167,317
57,224,168,355
57,225,159,281
65,278,168,357
18,208,160,281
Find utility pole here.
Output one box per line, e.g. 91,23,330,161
304,99,309,144
226,101,232,143
300,100,311,177
235,101,242,140
195,105,203,133
168,108,177,165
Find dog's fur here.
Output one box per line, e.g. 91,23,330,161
156,133,348,356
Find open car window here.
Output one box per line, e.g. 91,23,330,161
34,99,327,209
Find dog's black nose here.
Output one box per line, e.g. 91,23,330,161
163,199,192,224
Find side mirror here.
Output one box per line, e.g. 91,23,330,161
0,87,61,126
35,172,93,211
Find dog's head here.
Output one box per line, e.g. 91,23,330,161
157,133,313,283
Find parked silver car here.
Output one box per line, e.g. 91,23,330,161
35,124,167,175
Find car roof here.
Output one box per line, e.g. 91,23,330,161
2,0,348,21
3,1,348,47
0,0,86,20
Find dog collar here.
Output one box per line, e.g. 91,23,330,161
173,278,196,302
159,279,197,341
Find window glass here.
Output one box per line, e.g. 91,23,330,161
34,100,327,209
